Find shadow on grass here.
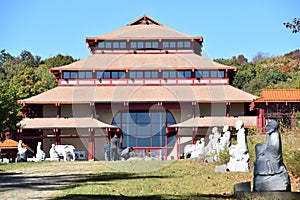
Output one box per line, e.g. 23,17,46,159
55,194,233,200
0,171,233,199
0,171,171,193
52,173,232,199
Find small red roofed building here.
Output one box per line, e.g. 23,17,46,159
253,89,300,132
17,15,258,160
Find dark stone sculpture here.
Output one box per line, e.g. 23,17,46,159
253,120,291,191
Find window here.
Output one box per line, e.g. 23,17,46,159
137,42,144,49
184,41,191,48
70,72,78,79
177,41,184,48
129,71,136,79
78,72,85,78
170,42,176,48
162,70,177,78
195,70,225,78
195,71,201,78
177,70,191,78
152,41,159,48
130,42,137,49
113,42,119,48
210,71,218,78
79,71,93,79
120,42,126,48
63,71,70,79
145,42,151,48
162,41,169,48
202,71,209,78
112,71,119,79
144,71,158,78
162,71,168,79
169,71,176,78
219,71,225,78
112,111,176,148
103,71,110,79
96,71,104,79
98,42,104,48
105,42,112,48
136,71,143,78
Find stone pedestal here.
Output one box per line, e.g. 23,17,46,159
254,172,291,191
234,181,299,199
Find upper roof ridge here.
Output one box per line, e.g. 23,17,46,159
127,14,162,26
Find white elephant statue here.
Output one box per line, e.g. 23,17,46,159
50,144,76,161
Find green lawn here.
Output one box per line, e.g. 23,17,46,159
1,134,299,199
0,160,252,199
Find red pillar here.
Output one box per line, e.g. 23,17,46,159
226,102,230,117
56,103,61,118
54,129,61,145
258,108,265,134
88,128,95,161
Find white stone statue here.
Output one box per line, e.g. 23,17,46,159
216,125,231,159
18,140,27,154
49,144,59,160
227,120,250,172
54,144,76,161
184,138,206,159
189,138,204,159
221,125,231,149
17,140,27,162
35,142,46,161
212,127,221,150
195,138,206,158
204,133,214,154
253,120,291,191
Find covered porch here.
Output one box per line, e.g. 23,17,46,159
18,117,119,161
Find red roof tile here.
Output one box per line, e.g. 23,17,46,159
255,89,300,102
0,139,27,149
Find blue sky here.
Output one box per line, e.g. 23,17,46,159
1,0,299,61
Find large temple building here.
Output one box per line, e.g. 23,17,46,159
18,15,258,160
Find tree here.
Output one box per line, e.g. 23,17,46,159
35,54,76,90
9,67,46,99
252,52,269,63
284,18,300,33
0,83,22,140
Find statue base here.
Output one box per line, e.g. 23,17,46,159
254,171,291,192
234,181,297,199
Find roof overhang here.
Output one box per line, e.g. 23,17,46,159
168,116,257,128
18,118,118,129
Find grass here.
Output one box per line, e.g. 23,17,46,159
0,134,300,199
0,159,252,199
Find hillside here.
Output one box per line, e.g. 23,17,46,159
215,49,300,96
258,49,300,73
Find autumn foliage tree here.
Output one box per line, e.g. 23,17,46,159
0,49,75,138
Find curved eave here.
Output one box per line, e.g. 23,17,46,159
50,54,236,72
19,85,257,105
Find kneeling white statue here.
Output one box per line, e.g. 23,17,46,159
226,120,250,172
35,142,46,161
